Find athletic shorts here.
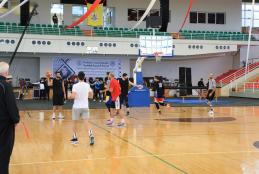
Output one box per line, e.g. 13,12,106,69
120,94,128,105
154,97,165,103
105,96,112,108
111,97,121,110
72,108,89,121
206,90,215,101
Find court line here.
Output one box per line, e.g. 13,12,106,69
10,150,259,166
89,121,188,174
10,157,107,166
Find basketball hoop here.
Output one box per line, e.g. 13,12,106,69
154,52,163,62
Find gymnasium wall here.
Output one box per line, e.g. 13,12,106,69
0,56,40,86
240,46,259,63
130,54,235,85
0,52,235,86
0,0,241,32
108,0,241,32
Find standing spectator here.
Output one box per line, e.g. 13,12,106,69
198,78,205,97
0,62,20,174
198,78,205,87
64,78,68,103
99,78,105,102
94,78,101,102
52,13,59,25
89,77,95,91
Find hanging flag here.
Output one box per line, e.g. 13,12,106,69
87,3,103,27
66,0,101,29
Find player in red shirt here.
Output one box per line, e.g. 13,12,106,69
106,73,125,127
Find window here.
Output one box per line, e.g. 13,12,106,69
128,9,170,22
198,12,206,23
190,11,225,25
208,13,216,24
138,9,146,21
72,5,87,26
150,9,159,17
190,12,197,23
216,13,225,24
128,9,138,21
242,2,259,27
0,0,8,14
72,6,87,17
50,4,64,25
103,7,115,27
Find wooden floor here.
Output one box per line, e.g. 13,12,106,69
10,106,259,174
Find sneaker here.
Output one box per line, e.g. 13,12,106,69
52,115,56,120
89,135,94,146
93,99,96,102
70,138,78,145
99,100,102,102
126,111,130,116
58,115,64,119
106,120,114,127
117,122,126,127
158,110,162,114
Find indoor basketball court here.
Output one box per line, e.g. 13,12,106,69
1,0,259,174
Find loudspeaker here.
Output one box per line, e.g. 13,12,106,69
186,68,192,95
179,67,192,96
146,16,162,29
159,0,169,32
20,0,30,26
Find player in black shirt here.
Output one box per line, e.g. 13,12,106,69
118,73,134,116
153,76,168,114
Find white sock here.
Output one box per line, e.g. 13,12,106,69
110,118,114,122
53,113,56,117
88,129,93,136
59,112,62,117
73,133,77,139
121,119,125,123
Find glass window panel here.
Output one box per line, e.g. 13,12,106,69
138,9,146,21
150,10,159,17
216,13,225,24
254,20,259,27
128,9,138,21
254,11,259,19
190,12,197,23
198,12,206,23
245,10,252,19
208,13,216,24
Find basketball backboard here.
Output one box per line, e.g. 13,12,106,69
139,35,173,57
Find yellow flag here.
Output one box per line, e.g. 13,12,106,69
87,3,103,27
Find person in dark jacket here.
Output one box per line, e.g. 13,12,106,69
0,62,20,174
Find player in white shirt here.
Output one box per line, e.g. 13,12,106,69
69,71,94,145
206,73,216,116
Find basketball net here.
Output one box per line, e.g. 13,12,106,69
154,52,163,62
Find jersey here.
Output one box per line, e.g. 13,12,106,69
110,78,121,101
72,82,92,109
153,81,165,98
118,78,129,96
